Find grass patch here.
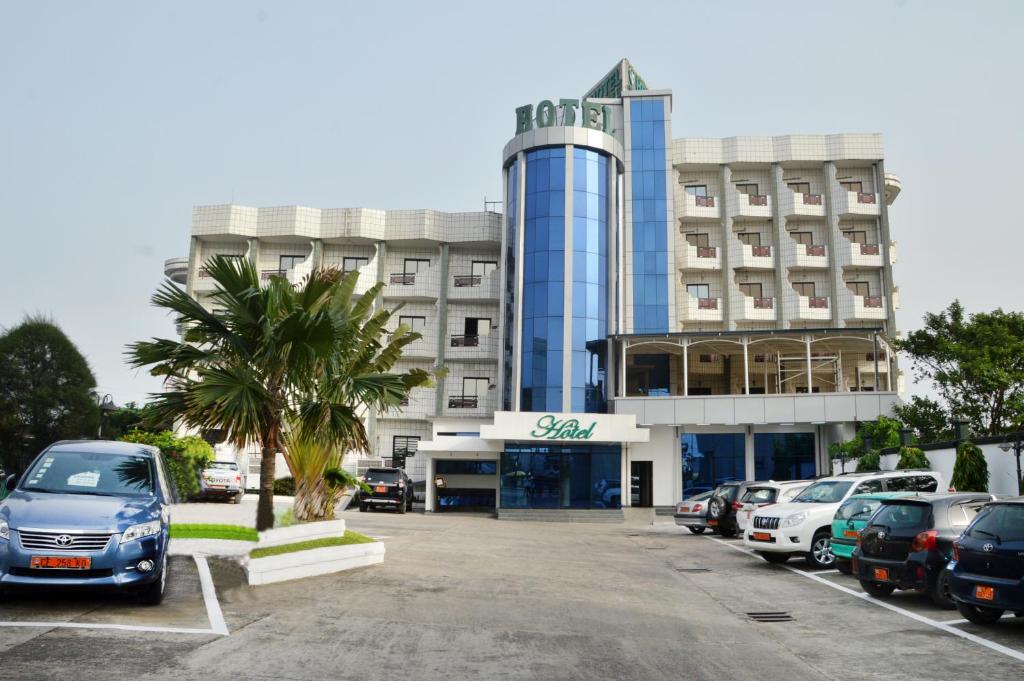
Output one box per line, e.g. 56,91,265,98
250,530,375,559
169,523,258,542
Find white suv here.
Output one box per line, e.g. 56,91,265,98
743,470,945,568
735,480,811,534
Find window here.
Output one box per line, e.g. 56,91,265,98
966,504,1024,543
853,479,885,495
738,233,761,247
845,230,867,245
886,475,938,493
840,181,863,193
791,232,814,246
687,386,712,396
847,281,871,297
949,502,986,529
739,283,763,298
686,284,710,299
393,435,420,457
398,315,426,331
471,261,497,277
279,255,305,273
685,185,708,197
463,377,490,397
435,460,497,475
685,233,710,248
793,282,816,297
342,256,369,272
464,317,492,337
403,258,430,274
787,182,811,194
736,183,759,195
792,480,854,503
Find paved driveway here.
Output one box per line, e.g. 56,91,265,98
2,511,1022,680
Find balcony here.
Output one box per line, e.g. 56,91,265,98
844,293,888,321
839,240,884,268
340,260,379,296
787,242,829,269
678,244,721,270
164,257,188,285
389,326,437,359
727,190,772,220
443,391,496,417
193,267,218,291
447,270,500,302
733,295,777,323
679,294,724,322
834,191,880,217
779,191,826,218
382,386,436,420
793,294,831,321
383,268,440,301
734,244,774,270
447,333,499,362
677,193,720,221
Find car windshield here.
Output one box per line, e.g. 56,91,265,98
869,502,932,532
207,462,238,471
791,480,854,504
21,451,155,497
741,487,776,504
836,497,882,521
966,504,1024,542
365,469,399,484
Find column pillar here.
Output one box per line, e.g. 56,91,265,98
770,163,787,329
719,165,733,326
823,162,844,327
434,243,450,416
805,335,813,392
682,338,689,397
743,337,750,395
562,147,575,413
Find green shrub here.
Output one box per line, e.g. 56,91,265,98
856,450,881,472
273,476,296,496
119,429,212,501
951,441,989,492
895,446,930,470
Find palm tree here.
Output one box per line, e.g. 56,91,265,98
127,255,430,530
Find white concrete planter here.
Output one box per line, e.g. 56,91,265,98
245,541,385,586
257,519,346,548
168,538,254,557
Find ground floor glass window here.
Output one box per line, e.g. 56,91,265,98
500,443,621,509
753,433,816,480
681,433,745,496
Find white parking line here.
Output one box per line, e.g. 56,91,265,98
194,554,229,635
707,536,1024,664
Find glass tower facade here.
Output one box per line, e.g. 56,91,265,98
629,98,669,333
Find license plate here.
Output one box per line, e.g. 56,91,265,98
753,532,770,541
843,530,859,538
31,556,91,570
374,485,387,493
708,519,718,526
873,567,889,582
975,585,995,601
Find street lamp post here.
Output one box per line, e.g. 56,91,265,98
97,394,118,439
998,437,1023,495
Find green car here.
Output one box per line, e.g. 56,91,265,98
831,492,920,574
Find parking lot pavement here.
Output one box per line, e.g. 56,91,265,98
2,514,1023,681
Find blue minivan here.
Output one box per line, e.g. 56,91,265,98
0,440,173,605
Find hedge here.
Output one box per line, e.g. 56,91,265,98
119,429,213,501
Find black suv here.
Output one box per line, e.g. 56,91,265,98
949,497,1024,625
853,493,992,608
359,467,414,514
707,481,761,538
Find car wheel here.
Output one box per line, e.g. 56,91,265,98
718,522,737,538
860,580,896,598
929,569,956,610
138,554,168,606
707,496,726,520
836,559,853,575
956,600,1004,625
760,552,790,564
806,530,836,569
687,526,706,535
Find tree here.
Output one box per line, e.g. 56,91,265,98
285,432,369,521
893,396,953,445
897,301,1024,436
0,317,100,473
856,449,881,472
829,416,902,463
950,441,988,492
895,446,930,470
127,256,430,530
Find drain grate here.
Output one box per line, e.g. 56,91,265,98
747,611,793,623
675,567,711,573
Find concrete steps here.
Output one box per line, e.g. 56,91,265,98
497,509,625,523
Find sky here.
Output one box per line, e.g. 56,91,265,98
1,0,1022,406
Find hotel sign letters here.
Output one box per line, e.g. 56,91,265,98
515,99,611,135
530,415,596,440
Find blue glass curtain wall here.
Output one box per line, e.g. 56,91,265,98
502,160,519,411
681,433,745,496
500,443,622,509
754,433,816,480
570,148,609,413
521,148,566,412
629,99,669,333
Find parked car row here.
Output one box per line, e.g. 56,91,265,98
677,469,1024,626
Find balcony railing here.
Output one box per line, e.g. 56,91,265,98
695,196,715,207
697,297,719,310
751,245,771,257
261,269,287,280
753,297,774,309
863,296,883,308
857,192,876,204
748,195,768,206
453,274,482,287
805,244,826,257
198,268,213,278
802,193,822,205
809,297,829,309
390,273,416,285
697,246,717,258
448,395,479,409
860,243,880,256
450,334,482,347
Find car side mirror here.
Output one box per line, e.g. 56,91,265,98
4,475,16,492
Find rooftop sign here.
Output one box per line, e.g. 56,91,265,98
514,99,611,136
